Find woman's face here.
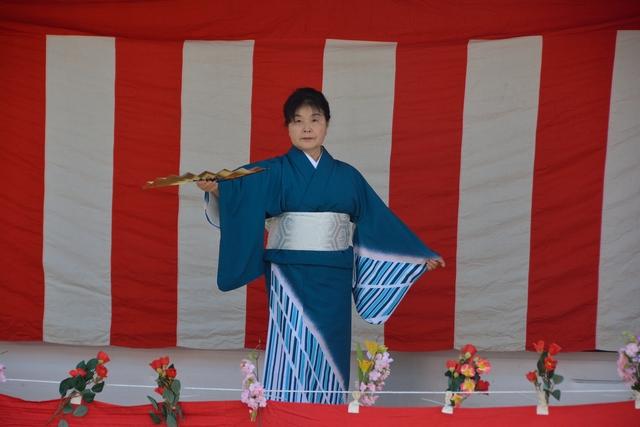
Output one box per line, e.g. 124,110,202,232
288,104,327,156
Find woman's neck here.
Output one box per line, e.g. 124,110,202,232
304,147,322,161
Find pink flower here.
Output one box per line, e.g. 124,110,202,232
460,363,475,378
240,359,256,377
368,370,381,382
617,352,636,384
624,342,639,358
0,364,5,383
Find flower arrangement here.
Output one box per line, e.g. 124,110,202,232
148,356,182,427
616,332,640,393
525,340,563,408
240,356,267,422
354,340,393,406
48,351,110,427
444,344,491,408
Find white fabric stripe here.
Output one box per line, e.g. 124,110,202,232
454,37,542,351
597,31,640,350
322,39,396,346
177,40,254,348
43,36,115,345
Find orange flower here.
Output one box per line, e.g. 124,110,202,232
95,364,108,378
460,363,475,378
166,367,177,379
525,370,538,383
544,356,557,371
533,340,545,353
548,343,562,356
475,357,492,374
97,351,110,364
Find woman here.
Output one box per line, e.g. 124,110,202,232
198,87,444,404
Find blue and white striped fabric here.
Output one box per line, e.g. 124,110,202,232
353,253,428,324
263,265,345,404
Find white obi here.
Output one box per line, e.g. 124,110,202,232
265,212,354,251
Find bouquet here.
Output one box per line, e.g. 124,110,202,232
444,344,491,408
525,340,563,407
616,332,640,392
48,351,110,427
148,356,182,426
240,356,267,422
354,340,393,406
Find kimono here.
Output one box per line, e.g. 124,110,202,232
204,146,439,404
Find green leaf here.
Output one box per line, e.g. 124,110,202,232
73,404,89,417
149,411,161,424
76,360,87,370
74,376,86,392
166,413,178,427
163,388,174,405
59,378,74,396
355,343,364,382
91,381,105,393
551,389,561,401
63,402,73,414
82,390,96,403
171,379,181,395
552,374,564,384
58,420,69,427
86,358,98,371
147,396,159,411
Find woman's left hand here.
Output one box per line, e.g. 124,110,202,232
427,257,445,271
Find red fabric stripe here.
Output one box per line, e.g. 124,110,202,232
1,1,639,41
244,40,325,349
2,393,640,426
0,34,45,340
110,39,182,347
526,32,616,351
385,42,467,350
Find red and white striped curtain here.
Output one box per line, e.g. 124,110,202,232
1,1,639,352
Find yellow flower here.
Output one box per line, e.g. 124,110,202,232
358,359,373,374
365,340,379,356
451,393,465,407
461,378,476,392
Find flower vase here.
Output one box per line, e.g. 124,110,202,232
441,391,454,415
536,389,549,415
348,380,361,414
634,390,640,410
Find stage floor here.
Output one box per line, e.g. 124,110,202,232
0,342,632,408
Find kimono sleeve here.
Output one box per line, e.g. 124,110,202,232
204,167,276,292
351,171,441,325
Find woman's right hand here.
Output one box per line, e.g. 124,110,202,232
197,180,219,197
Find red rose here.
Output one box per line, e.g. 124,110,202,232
476,379,490,392
166,367,177,379
446,360,457,371
460,344,477,359
95,364,108,378
525,370,538,383
97,351,110,364
154,387,165,396
533,340,545,353
150,358,164,371
69,368,87,377
160,356,170,367
548,343,562,356
544,356,557,372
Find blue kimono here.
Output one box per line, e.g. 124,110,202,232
204,146,439,404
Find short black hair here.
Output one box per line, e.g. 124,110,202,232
283,87,331,126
